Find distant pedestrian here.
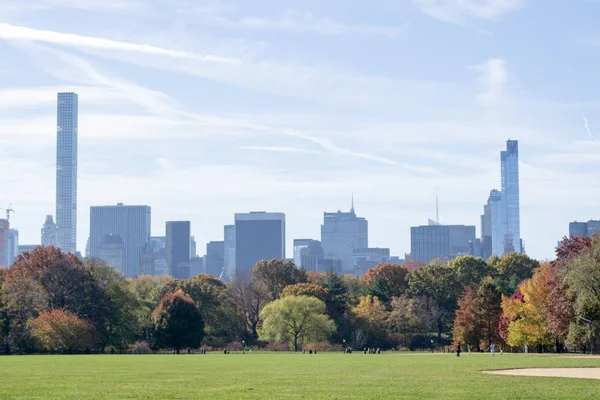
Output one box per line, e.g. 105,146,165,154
524,345,528,354
456,343,461,357
490,343,495,356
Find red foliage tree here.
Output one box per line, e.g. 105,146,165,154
453,286,482,349
28,309,93,353
361,263,411,300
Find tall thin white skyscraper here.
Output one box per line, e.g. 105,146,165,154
56,92,78,253
501,140,521,254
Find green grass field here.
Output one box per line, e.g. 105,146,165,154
1,352,600,399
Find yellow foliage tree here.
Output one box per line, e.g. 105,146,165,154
501,264,553,348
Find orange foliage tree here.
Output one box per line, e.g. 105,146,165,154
28,309,93,353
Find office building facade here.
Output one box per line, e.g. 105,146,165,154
89,204,151,277
411,223,476,265
569,220,600,238
353,247,390,276
321,205,368,274
293,239,324,272
235,212,285,279
56,92,78,253
98,234,126,274
166,221,191,279
223,225,236,282
206,241,225,278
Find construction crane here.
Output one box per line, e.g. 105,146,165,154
0,204,15,221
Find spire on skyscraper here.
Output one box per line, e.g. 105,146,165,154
351,191,355,214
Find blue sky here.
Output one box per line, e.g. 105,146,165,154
1,0,600,261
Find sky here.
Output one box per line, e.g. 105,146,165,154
1,0,600,261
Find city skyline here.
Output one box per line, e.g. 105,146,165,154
2,1,600,261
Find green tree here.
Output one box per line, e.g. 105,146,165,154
152,291,205,354
491,253,539,295
449,256,494,288
408,264,461,341
259,296,335,351
252,259,307,300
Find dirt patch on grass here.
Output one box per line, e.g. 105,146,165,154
485,368,600,380
558,356,600,359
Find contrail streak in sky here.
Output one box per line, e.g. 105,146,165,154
583,116,593,138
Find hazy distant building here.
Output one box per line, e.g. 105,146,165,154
206,241,225,278
0,219,9,266
321,202,368,274
223,225,236,281
469,238,483,259
41,215,58,246
569,220,600,238
17,245,37,257
317,258,343,273
98,234,126,274
166,221,191,279
411,223,476,265
190,256,204,277
139,243,155,276
353,247,390,276
191,236,197,258
89,203,151,278
389,256,405,265
235,212,285,279
56,92,78,253
293,239,324,272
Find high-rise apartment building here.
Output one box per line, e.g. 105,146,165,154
480,140,522,259
206,241,225,278
235,212,285,279
411,223,476,264
223,225,236,281
166,221,191,279
41,215,58,246
56,92,78,253
89,204,151,277
501,140,521,254
321,203,368,274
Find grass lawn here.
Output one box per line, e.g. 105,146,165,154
1,352,600,399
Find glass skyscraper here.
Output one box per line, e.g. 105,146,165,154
321,205,368,274
56,92,78,253
481,140,522,259
501,140,521,254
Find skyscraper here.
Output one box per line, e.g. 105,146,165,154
501,140,521,254
321,203,368,274
166,221,191,279
480,140,522,259
89,204,151,277
98,234,126,274
0,219,9,266
569,220,600,238
223,225,236,281
206,241,225,278
56,92,78,253
41,215,58,246
293,239,324,272
235,212,285,279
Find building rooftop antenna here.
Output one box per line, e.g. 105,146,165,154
351,191,355,214
0,204,15,221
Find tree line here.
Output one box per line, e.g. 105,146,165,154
1,236,599,355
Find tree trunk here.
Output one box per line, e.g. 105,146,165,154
176,348,180,355
294,335,298,352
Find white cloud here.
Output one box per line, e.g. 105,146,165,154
470,58,508,107
233,11,408,37
412,0,524,24
0,23,237,64
240,146,322,154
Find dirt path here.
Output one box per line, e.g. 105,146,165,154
485,368,600,380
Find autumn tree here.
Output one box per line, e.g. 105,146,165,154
281,283,329,303
502,264,553,350
251,259,307,300
478,281,503,348
453,287,482,350
449,256,494,289
28,309,93,353
360,263,411,303
152,291,205,354
259,296,335,351
388,295,424,348
352,295,389,348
